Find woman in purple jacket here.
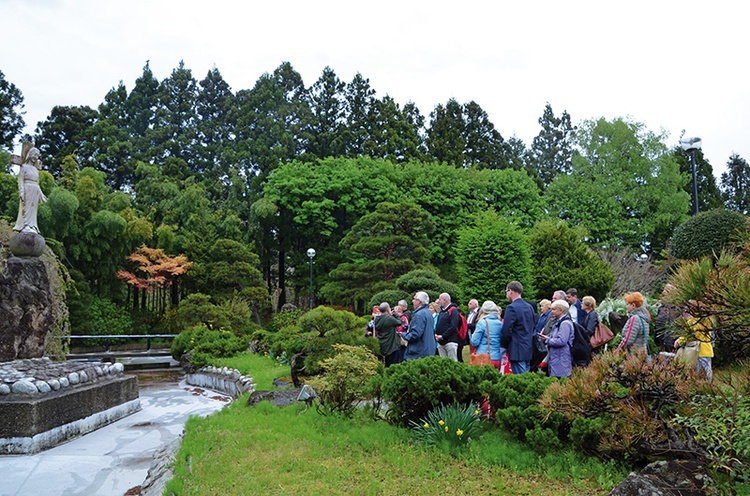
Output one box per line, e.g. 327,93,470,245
541,299,574,378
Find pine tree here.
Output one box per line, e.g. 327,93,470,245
721,153,750,214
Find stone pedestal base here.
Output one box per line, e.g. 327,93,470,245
0,375,140,454
9,231,46,258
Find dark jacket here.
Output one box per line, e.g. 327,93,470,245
436,303,460,344
500,297,535,361
581,310,599,339
373,314,403,358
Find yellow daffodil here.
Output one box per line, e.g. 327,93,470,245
423,423,429,429
444,426,449,432
438,420,445,426
474,409,480,416
457,429,464,436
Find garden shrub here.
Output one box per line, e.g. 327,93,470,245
538,351,710,464
670,208,746,260
528,219,615,303
171,325,250,368
381,357,498,425
69,294,134,347
482,372,564,452
367,289,411,311
306,344,381,417
257,306,377,376
674,365,750,487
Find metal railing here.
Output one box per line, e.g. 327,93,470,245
61,334,177,352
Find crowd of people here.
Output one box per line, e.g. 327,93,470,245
366,282,715,381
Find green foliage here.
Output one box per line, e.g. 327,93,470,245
663,241,750,362
410,402,484,452
482,372,564,452
322,201,435,308
306,344,381,417
174,293,232,332
528,219,615,302
367,289,411,310
538,351,710,464
298,305,362,338
170,325,250,368
455,210,533,301
68,293,133,346
721,153,750,215
669,208,746,260
394,269,460,302
381,357,498,425
674,366,750,486
264,308,305,333
545,117,690,253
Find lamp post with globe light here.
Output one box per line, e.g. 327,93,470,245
306,248,316,309
679,137,702,215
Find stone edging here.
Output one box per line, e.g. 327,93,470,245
0,357,126,396
185,366,255,398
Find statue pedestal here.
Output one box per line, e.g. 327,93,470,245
9,232,46,258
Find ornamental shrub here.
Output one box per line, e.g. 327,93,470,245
670,208,746,260
528,219,614,303
306,344,381,417
171,326,249,368
482,372,564,453
381,357,498,425
538,351,709,464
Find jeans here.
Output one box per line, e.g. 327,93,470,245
510,360,530,374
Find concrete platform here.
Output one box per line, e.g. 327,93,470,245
0,376,231,496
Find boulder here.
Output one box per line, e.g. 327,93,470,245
609,460,715,496
8,232,46,258
0,257,55,361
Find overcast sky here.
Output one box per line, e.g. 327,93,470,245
2,0,747,179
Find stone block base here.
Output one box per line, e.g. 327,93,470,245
0,375,140,454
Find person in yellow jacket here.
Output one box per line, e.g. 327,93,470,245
675,315,715,381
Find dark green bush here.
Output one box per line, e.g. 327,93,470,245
670,208,746,260
381,357,498,425
171,326,250,368
482,372,565,452
69,294,134,347
528,219,615,302
367,289,411,310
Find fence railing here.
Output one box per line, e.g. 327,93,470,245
60,334,177,352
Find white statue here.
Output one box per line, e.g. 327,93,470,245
13,144,47,235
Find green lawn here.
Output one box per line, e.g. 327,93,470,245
166,354,627,495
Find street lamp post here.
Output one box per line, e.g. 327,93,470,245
306,248,316,309
679,137,702,216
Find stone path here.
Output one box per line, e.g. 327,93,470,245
0,375,231,496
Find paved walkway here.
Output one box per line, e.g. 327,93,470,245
0,374,231,496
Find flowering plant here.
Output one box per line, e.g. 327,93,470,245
410,403,484,448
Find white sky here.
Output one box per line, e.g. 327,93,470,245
1,0,747,179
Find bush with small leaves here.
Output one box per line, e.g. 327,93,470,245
171,326,250,368
381,357,498,425
306,344,381,417
482,372,564,452
670,208,746,260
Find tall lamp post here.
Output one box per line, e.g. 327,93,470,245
679,137,702,215
306,248,316,309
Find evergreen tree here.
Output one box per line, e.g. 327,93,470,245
425,98,465,166
195,67,237,186
343,72,376,156
674,146,722,213
720,153,750,214
306,66,346,159
33,105,99,177
529,103,575,187
462,100,507,169
0,69,25,149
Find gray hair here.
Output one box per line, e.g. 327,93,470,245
379,302,391,313
414,291,430,305
552,290,567,301
398,300,408,309
550,299,570,312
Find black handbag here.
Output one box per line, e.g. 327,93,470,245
531,333,547,369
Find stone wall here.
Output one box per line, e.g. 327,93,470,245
185,366,255,398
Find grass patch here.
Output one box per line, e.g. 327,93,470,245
167,355,629,495
211,351,289,390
